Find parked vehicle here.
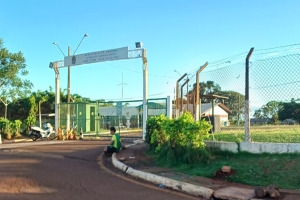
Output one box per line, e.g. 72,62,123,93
281,119,295,125
29,122,57,141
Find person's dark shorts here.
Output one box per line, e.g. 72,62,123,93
105,146,117,154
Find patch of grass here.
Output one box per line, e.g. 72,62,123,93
150,149,300,189
208,125,300,143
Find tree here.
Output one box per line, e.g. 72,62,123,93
253,101,282,124
253,108,264,118
278,98,300,123
192,81,221,103
0,38,33,119
25,95,37,128
0,95,10,119
222,91,245,124
33,90,49,128
191,81,244,123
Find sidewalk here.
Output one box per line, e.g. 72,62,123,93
111,141,300,200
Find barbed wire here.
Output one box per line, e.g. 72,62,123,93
255,43,300,52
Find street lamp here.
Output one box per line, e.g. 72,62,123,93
52,34,88,130
174,70,182,77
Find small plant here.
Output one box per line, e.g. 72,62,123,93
0,118,12,139
56,128,63,140
12,120,22,138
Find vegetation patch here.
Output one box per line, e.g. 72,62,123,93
207,125,300,143
146,113,300,189
147,149,300,189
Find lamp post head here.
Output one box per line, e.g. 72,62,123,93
84,34,88,37
52,42,57,45
174,70,182,77
135,42,143,48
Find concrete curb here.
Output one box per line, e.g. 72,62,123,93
14,139,32,143
111,152,214,199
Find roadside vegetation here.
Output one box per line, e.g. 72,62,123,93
146,113,300,189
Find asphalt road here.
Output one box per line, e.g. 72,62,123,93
0,140,198,200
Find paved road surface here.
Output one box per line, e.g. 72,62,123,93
0,140,198,200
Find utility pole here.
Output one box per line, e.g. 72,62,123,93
67,46,71,130
52,34,88,131
117,72,127,99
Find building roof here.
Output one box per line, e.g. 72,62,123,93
136,102,166,109
172,103,232,114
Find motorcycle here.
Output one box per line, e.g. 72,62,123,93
29,122,57,141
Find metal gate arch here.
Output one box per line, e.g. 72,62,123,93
50,46,149,138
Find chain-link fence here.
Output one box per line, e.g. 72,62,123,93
176,52,300,136
59,98,168,138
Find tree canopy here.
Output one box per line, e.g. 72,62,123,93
0,38,33,118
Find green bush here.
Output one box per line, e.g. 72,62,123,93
0,117,9,131
147,112,212,164
145,114,167,149
0,118,24,139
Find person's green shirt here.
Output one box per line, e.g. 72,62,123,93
110,133,121,153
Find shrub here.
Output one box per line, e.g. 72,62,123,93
147,112,212,164
145,114,167,149
0,117,9,131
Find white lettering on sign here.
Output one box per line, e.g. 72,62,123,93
64,47,128,67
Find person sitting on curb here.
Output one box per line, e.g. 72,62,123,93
104,127,122,155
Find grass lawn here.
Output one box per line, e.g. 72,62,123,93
151,125,300,189
207,125,300,143
159,151,300,189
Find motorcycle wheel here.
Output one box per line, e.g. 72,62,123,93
49,133,55,140
30,134,38,141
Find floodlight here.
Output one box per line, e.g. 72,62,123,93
135,42,143,48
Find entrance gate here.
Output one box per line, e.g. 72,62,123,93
59,98,170,138
50,45,149,138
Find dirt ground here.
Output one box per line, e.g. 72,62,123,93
1,140,198,200
102,142,300,200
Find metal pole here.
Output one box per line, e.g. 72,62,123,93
193,90,195,116
211,98,215,133
180,78,189,115
176,73,187,116
186,80,189,112
53,64,60,131
166,96,172,118
67,46,71,131
196,62,208,121
245,47,254,142
142,49,148,140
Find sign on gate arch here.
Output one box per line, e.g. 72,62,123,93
49,45,148,139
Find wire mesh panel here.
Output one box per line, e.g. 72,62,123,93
59,98,167,138
188,53,300,138
199,62,245,126
248,54,300,135
250,54,300,118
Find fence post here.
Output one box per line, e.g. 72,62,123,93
245,47,254,142
181,78,189,115
176,73,187,117
196,62,208,121
166,96,172,118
